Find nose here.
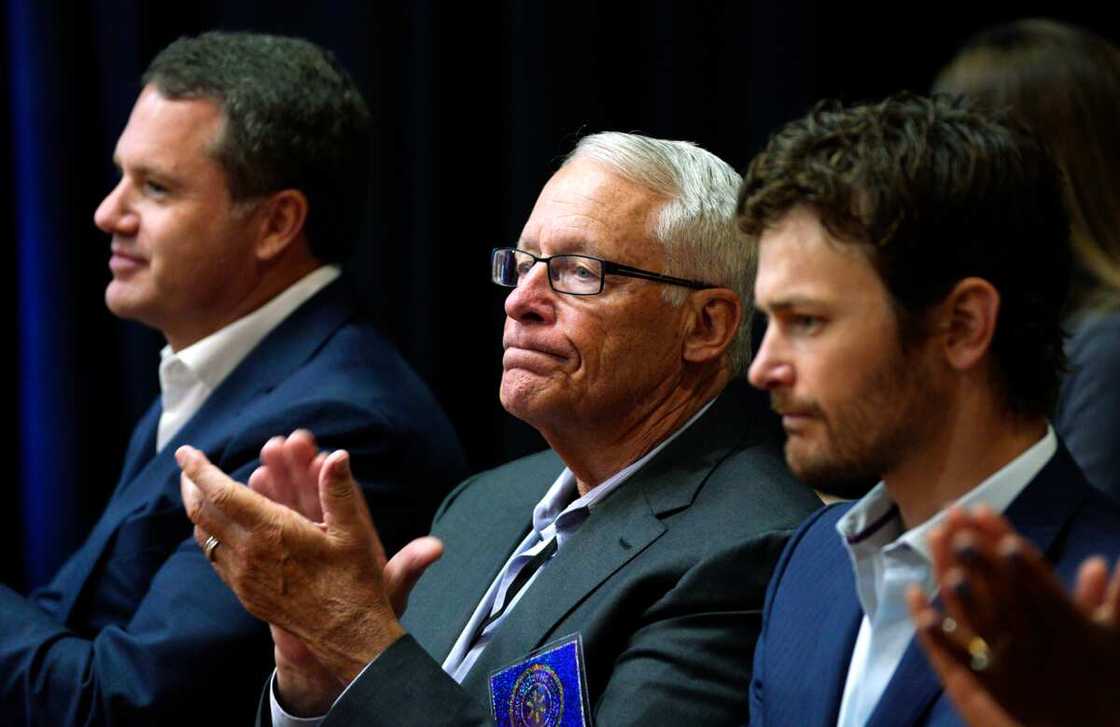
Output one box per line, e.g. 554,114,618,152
747,324,795,390
94,178,138,236
504,261,557,324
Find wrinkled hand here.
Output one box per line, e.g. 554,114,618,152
906,506,1120,727
270,625,345,716
177,443,443,715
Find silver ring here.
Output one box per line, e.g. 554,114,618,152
202,534,221,562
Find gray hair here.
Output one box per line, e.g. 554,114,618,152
565,131,753,373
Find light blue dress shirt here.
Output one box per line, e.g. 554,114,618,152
834,426,1056,727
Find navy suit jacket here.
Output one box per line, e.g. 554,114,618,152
749,443,1120,727
0,280,466,726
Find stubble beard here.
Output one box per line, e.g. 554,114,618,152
780,347,936,499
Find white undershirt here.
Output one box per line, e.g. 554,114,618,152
156,265,340,451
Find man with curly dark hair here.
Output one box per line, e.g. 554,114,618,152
741,93,1120,726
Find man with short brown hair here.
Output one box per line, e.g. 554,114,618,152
0,32,463,726
742,93,1120,727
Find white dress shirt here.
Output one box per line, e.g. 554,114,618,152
156,266,340,451
835,426,1057,727
270,398,717,727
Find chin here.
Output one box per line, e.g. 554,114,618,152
786,445,880,500
104,283,154,324
499,376,563,429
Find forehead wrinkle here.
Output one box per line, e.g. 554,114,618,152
526,160,668,269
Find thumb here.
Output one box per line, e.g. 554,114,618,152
385,537,444,617
175,445,228,494
319,449,361,531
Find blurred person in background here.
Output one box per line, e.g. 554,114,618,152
935,19,1120,502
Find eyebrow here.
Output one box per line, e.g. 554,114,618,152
517,238,603,257
112,156,178,183
758,295,824,313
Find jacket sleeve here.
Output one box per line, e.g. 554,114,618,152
0,458,273,727
0,399,459,727
317,531,793,727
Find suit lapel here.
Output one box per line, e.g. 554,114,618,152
55,282,352,619
865,444,1088,727
410,474,546,662
789,508,864,726
115,400,161,487
458,385,756,692
808,599,864,724
461,482,668,691
114,281,352,503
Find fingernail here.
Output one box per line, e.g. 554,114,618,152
954,542,979,564
175,446,192,466
1002,543,1025,570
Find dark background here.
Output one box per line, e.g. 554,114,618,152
2,0,1115,591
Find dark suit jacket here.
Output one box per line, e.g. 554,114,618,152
283,382,821,726
1057,310,1120,501
748,443,1120,727
0,280,466,726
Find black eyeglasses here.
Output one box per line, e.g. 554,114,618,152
490,247,716,296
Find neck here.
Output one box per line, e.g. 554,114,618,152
544,365,729,497
165,257,321,351
884,397,1047,530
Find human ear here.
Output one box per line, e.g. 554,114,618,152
253,189,309,262
937,277,1000,372
682,288,742,365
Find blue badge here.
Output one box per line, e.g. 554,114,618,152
489,634,590,727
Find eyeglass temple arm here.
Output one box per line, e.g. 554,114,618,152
602,261,715,290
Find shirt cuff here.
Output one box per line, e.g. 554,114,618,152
269,670,327,727
268,653,382,727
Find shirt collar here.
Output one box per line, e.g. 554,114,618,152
838,424,1058,564
530,396,718,539
159,265,340,391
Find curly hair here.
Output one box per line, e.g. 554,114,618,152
738,92,1071,418
144,32,371,263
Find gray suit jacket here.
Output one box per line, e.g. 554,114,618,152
267,382,820,726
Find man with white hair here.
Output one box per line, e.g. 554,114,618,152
180,132,820,726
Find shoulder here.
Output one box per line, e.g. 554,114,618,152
764,501,854,591
233,302,457,449
1048,481,1120,576
1006,450,1120,582
433,449,562,523
693,437,823,533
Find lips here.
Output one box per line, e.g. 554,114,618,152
779,412,815,433
502,333,571,373
503,345,567,369
109,246,148,275
771,397,819,433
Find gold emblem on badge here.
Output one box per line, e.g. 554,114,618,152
509,662,565,727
